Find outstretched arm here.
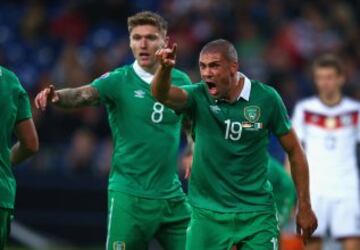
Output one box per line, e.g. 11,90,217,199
279,129,317,244
151,44,188,111
35,84,100,110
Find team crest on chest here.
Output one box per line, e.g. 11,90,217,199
244,105,261,122
134,90,145,98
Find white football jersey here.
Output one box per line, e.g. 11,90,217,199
292,97,360,197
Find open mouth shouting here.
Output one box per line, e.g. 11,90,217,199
206,81,218,96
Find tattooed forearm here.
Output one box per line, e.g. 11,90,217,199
55,85,100,108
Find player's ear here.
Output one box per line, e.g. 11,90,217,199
230,61,238,75
129,34,133,49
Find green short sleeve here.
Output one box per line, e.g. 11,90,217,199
171,69,193,87
269,89,291,136
90,72,115,104
16,92,32,122
16,77,32,122
180,72,192,86
180,83,202,111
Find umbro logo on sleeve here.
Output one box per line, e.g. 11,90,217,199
134,90,145,98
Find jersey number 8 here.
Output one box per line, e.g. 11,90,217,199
151,102,164,123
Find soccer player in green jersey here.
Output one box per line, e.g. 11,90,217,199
0,66,39,249
151,39,318,250
267,156,296,228
34,11,191,250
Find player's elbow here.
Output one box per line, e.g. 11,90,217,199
150,86,159,99
151,87,168,104
21,136,39,155
29,141,39,155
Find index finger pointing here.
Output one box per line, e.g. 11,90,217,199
171,43,177,56
49,85,55,94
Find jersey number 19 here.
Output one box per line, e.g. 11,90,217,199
224,119,242,141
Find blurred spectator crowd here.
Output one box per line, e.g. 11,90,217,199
1,0,359,178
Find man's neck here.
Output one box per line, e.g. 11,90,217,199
141,62,159,75
224,75,244,103
319,92,342,107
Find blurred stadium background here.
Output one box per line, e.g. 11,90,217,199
1,0,360,249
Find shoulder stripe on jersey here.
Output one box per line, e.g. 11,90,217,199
304,110,358,129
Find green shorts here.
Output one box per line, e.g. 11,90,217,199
106,190,191,250
0,207,13,250
186,207,279,250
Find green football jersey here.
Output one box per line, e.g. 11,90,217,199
0,66,32,209
267,156,296,209
181,79,291,212
91,64,191,199
267,156,296,226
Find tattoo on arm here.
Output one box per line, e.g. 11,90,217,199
56,85,100,108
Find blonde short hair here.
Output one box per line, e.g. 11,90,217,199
127,11,168,36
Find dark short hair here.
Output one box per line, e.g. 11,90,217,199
200,39,238,62
313,54,344,75
127,11,168,36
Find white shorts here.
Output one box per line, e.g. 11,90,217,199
311,194,360,239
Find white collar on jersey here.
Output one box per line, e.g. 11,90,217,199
237,72,251,101
132,60,154,84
